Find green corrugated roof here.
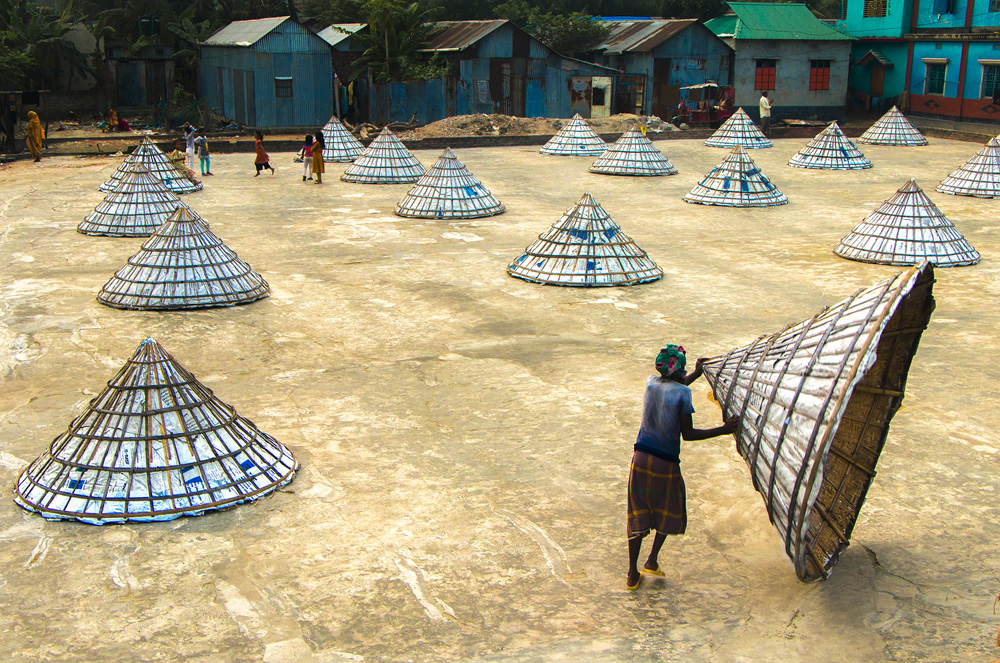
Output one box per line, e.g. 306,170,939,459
706,3,852,41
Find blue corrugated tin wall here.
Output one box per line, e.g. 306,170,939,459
200,21,333,128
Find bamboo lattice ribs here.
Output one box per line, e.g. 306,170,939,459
702,263,936,581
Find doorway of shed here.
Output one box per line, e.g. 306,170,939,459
652,58,680,119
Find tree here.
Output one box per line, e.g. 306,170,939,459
494,2,611,59
300,0,368,25
0,0,89,89
353,0,442,82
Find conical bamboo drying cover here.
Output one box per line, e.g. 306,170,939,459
835,179,980,267
507,192,662,286
321,114,364,162
394,148,505,219
704,108,772,149
340,128,425,183
702,262,935,581
857,106,928,146
14,338,298,525
100,136,203,193
788,121,872,170
97,205,270,310
539,114,608,156
589,128,678,176
684,145,788,207
79,163,186,237
936,136,1000,198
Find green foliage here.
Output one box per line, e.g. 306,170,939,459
494,2,611,58
354,0,441,82
0,0,90,89
527,12,612,57
300,0,368,25
0,46,32,89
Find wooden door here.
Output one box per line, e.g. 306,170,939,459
871,65,885,97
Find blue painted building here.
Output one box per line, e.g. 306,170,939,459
201,17,333,128
836,0,912,110
904,0,1000,122
837,0,1000,122
591,19,734,118
366,20,619,124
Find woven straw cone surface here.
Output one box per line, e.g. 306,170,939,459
788,121,872,170
394,148,505,219
702,263,935,581
835,179,980,267
507,192,662,287
14,338,298,525
321,115,364,163
589,129,678,176
98,205,270,310
857,106,928,146
684,145,787,207
100,136,203,194
704,108,772,149
937,136,1000,198
341,128,425,184
79,164,185,237
539,114,608,156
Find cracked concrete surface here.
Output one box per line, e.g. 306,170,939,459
0,138,998,662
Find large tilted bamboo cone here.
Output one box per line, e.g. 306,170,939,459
701,262,935,581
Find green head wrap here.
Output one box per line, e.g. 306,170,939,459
655,344,687,378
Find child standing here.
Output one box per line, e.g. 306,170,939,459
300,134,314,181
311,132,325,184
183,123,196,171
193,129,213,176
253,131,275,177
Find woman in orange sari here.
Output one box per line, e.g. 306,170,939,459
25,111,44,162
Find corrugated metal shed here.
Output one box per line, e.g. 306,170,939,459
706,3,852,41
317,23,364,49
420,20,508,52
595,20,698,54
203,16,289,47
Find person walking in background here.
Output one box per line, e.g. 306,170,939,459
183,122,196,171
759,91,773,136
193,128,212,176
625,344,737,590
253,131,275,177
311,132,325,184
300,134,314,181
25,111,45,162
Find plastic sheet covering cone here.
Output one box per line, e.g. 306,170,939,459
936,135,1000,198
321,114,364,162
13,338,298,525
702,263,935,581
589,128,678,176
857,106,928,146
835,179,980,267
79,163,187,237
539,114,608,156
507,192,662,286
97,205,271,310
340,128,425,183
394,148,505,219
788,121,872,170
100,136,203,194
704,108,772,149
684,145,788,207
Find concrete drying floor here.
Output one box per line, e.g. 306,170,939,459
0,137,998,663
